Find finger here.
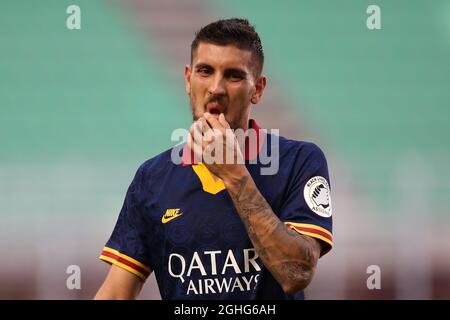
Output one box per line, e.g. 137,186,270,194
199,117,211,131
189,121,204,147
193,119,204,137
188,123,204,162
186,131,192,149
218,113,234,149
186,131,198,160
218,113,231,129
200,117,215,142
203,112,223,130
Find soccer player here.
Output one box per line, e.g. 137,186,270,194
95,18,333,300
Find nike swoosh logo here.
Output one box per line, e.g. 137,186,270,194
161,212,183,224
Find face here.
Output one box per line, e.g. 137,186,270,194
185,42,266,130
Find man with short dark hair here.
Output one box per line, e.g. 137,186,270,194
95,18,333,300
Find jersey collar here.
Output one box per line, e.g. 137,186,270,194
181,119,265,166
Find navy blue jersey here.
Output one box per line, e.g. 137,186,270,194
100,120,333,300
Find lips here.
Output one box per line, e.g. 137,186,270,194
206,101,225,117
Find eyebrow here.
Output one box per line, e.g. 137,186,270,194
224,68,247,78
194,63,213,70
194,63,248,77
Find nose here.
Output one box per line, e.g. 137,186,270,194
208,74,226,96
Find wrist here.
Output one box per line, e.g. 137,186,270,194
222,165,251,188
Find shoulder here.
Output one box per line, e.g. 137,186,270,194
275,135,327,163
134,145,182,181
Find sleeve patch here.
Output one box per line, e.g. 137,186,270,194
303,176,332,218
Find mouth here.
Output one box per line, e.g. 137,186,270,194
205,101,225,118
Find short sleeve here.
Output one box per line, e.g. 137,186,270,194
99,165,152,281
280,143,333,256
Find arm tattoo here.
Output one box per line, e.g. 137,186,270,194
226,173,321,293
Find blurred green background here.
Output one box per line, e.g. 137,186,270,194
0,0,449,299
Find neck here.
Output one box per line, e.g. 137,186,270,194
231,115,250,131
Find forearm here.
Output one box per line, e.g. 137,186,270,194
94,265,144,300
94,284,140,300
223,168,320,294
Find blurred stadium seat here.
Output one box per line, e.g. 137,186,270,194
0,0,449,299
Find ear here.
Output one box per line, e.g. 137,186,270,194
251,75,267,104
184,64,192,95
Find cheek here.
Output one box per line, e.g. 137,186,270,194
189,82,200,102
189,82,207,113
190,79,208,99
229,85,253,105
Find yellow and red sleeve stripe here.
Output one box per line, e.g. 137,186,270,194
284,222,333,248
99,247,151,281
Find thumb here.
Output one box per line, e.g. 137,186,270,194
218,113,230,129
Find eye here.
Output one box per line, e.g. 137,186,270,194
197,67,212,76
228,73,245,81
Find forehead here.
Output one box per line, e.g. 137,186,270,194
193,42,253,71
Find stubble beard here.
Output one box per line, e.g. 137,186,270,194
189,99,247,131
